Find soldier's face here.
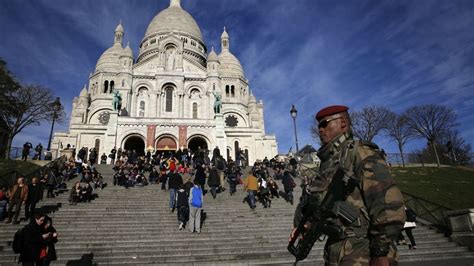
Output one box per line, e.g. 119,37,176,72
318,115,345,145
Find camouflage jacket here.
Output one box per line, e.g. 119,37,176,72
301,132,405,250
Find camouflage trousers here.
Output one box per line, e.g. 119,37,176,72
324,237,399,266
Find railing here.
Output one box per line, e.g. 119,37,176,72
402,191,452,234
0,155,68,189
386,152,474,167
6,146,61,160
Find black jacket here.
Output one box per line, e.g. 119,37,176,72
207,168,220,186
27,184,42,203
168,173,183,189
19,221,45,263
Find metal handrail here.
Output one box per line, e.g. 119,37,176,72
402,191,452,233
0,155,68,189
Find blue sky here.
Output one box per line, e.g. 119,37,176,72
1,0,473,154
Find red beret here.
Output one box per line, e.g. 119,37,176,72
315,105,349,121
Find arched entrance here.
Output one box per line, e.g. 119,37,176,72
155,136,177,152
188,136,208,153
123,136,145,156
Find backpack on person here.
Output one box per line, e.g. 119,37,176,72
406,208,417,222
217,158,225,171
191,187,202,208
12,227,25,254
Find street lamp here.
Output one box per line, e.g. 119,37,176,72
47,97,61,151
290,104,299,154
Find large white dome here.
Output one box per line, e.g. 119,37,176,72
143,0,203,43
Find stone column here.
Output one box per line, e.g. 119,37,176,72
106,111,119,151
178,125,187,149
146,125,156,150
214,114,227,160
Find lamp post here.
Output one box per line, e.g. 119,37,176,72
47,97,61,151
290,104,299,154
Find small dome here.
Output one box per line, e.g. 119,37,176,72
144,0,203,43
95,44,126,71
221,27,229,39
80,86,88,97
124,42,133,57
208,47,218,61
115,22,124,33
218,50,244,78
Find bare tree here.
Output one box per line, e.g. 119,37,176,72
0,58,21,158
310,123,320,144
438,130,472,165
1,85,64,158
404,104,457,167
385,112,416,167
351,106,392,142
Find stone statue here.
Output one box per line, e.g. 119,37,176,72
212,91,222,114
112,91,122,111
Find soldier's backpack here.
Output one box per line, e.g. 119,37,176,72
12,227,25,254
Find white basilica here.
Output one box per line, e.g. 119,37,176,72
53,0,278,162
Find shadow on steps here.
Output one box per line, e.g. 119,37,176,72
66,252,96,266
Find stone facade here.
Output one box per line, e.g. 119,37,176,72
53,0,277,162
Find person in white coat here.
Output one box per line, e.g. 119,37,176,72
397,208,417,249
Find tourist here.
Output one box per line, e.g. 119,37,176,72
38,215,58,266
175,184,189,230
46,169,57,198
0,186,7,221
243,170,258,209
188,181,203,234
168,169,183,211
21,142,33,161
25,177,42,220
6,177,28,224
100,153,107,164
69,182,82,205
226,162,238,196
397,208,417,250
18,212,48,265
194,164,206,192
281,171,295,205
34,143,43,160
81,182,94,202
207,166,220,199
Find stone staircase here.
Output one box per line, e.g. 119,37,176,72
0,164,473,265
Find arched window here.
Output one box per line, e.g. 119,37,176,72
213,83,216,91
139,101,145,117
122,79,125,87
110,81,114,93
231,85,235,97
192,102,198,119
95,139,100,155
234,141,239,161
103,80,109,93
165,88,173,112
226,85,230,97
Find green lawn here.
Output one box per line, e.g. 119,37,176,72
0,159,41,177
392,167,474,210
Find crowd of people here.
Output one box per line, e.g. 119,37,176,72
106,144,297,233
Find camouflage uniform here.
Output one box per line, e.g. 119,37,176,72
295,132,405,265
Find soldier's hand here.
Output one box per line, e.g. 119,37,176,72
369,256,389,266
288,223,311,242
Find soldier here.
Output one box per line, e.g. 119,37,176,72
289,105,405,266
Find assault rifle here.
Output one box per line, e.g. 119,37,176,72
288,169,360,263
